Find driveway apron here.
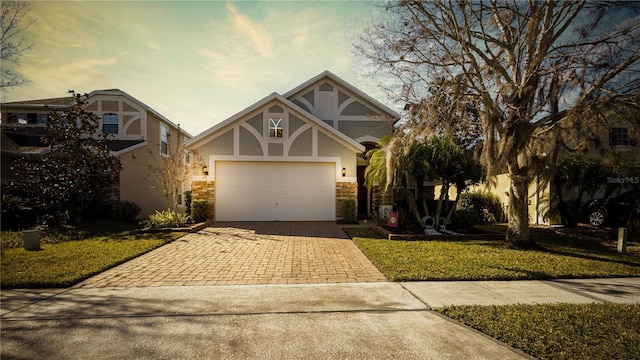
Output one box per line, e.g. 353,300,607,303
75,222,386,288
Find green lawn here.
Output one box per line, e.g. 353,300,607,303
1,222,186,288
345,226,640,281
346,226,640,360
439,303,640,360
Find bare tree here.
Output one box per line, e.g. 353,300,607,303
1,1,35,92
356,0,640,249
146,126,197,213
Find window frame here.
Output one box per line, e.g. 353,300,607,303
610,127,631,146
102,113,119,134
160,124,169,155
269,118,284,138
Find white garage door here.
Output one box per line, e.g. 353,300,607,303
216,162,336,221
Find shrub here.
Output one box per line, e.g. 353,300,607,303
184,190,192,217
144,210,190,229
341,199,357,224
451,208,482,229
191,200,208,223
114,201,141,222
452,192,503,228
1,188,38,231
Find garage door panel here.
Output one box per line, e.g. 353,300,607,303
216,162,335,221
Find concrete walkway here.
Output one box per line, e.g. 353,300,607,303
2,278,639,359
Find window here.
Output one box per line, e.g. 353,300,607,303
102,113,119,134
160,124,168,155
269,118,283,138
7,113,47,125
178,184,185,206
610,127,631,146
18,113,33,124
36,114,48,124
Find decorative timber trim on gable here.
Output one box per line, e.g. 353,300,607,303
84,93,148,141
185,93,365,155
283,70,400,123
87,90,192,139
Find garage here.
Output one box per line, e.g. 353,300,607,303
216,161,336,221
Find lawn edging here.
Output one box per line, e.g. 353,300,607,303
134,220,212,234
387,232,504,241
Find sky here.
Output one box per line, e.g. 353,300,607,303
3,0,393,136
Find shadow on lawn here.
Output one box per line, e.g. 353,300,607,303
534,245,640,268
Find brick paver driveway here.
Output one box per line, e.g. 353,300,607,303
76,222,386,288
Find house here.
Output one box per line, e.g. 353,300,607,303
1,90,192,218
185,71,399,222
435,107,640,226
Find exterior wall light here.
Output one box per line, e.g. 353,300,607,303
202,165,209,176
342,167,346,177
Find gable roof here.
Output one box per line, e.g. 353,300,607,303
2,90,191,138
2,96,76,109
87,89,192,138
283,70,400,121
185,92,365,153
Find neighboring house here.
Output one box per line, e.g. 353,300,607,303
1,90,192,218
436,113,639,226
186,71,399,221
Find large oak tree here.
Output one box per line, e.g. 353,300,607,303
356,0,640,248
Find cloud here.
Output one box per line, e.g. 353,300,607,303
196,2,354,92
28,2,103,50
225,2,273,59
16,57,118,97
147,42,163,51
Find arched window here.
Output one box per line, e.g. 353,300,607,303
102,113,119,134
269,118,283,138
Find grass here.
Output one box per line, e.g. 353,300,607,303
439,303,640,360
344,226,640,281
345,226,640,360
3,222,638,359
1,221,186,288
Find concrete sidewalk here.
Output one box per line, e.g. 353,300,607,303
2,278,638,359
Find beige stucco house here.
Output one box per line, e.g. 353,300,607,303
435,112,639,226
186,71,399,221
1,90,191,218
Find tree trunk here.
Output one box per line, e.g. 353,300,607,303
434,182,450,229
404,185,424,228
505,174,535,249
444,191,460,228
552,175,575,227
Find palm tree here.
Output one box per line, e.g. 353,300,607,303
365,133,483,231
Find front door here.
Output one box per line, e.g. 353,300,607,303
357,165,368,218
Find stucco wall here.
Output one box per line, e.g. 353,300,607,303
119,112,188,218
434,174,552,225
337,121,392,142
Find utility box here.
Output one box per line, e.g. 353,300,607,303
24,230,41,251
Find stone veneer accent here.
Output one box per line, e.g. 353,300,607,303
191,180,359,221
335,182,358,220
191,180,215,220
